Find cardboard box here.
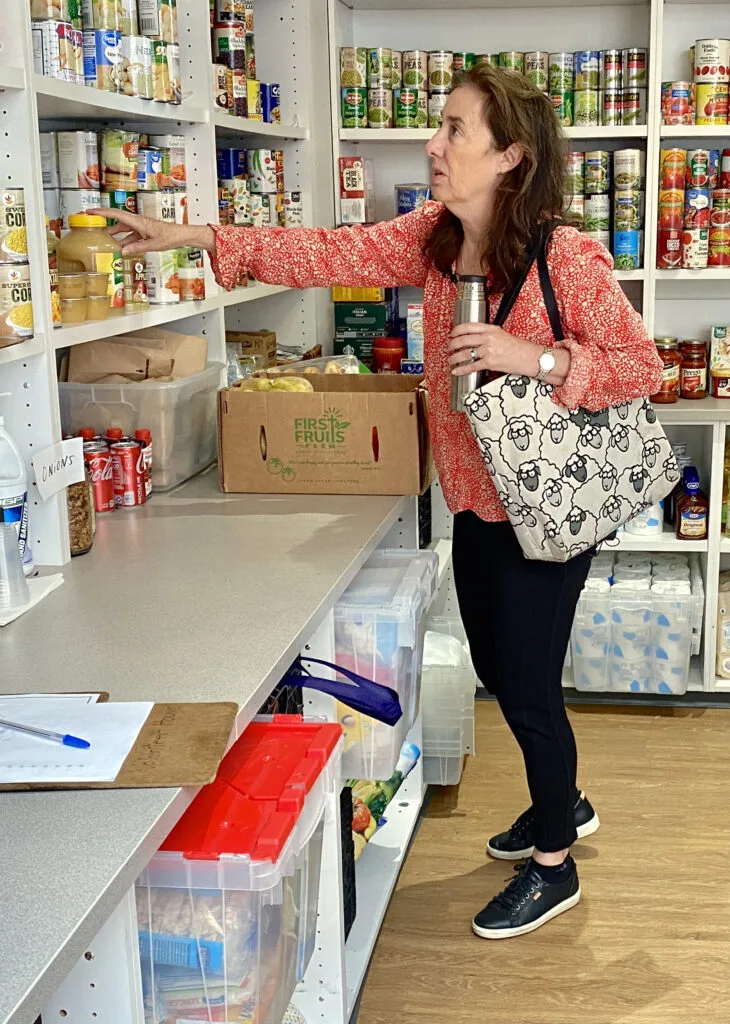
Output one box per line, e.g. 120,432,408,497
407,303,424,361
226,329,277,368
338,156,375,225
334,302,392,334
218,375,431,495
710,325,730,371
332,286,389,303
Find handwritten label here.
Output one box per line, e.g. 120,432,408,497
32,438,85,501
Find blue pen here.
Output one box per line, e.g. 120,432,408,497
0,718,90,749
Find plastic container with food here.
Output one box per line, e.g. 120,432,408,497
0,190,27,264
58,214,124,316
58,273,88,299
86,271,109,296
257,354,361,377
60,297,88,324
86,293,110,320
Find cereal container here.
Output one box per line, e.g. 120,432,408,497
261,83,280,124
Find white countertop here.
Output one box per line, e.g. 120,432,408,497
0,469,407,1024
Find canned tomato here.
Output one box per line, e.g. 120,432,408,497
261,83,280,124
368,87,393,128
212,21,245,70
146,250,179,303
686,149,711,187
342,86,367,128
622,47,647,88
394,88,420,128
100,189,137,214
283,191,303,228
681,228,709,268
0,263,32,345
574,89,599,126
428,92,448,128
525,52,548,92
621,87,647,125
500,51,524,74
615,189,642,230
709,227,730,265
246,149,278,193
57,130,99,189
247,79,262,120
660,148,687,189
118,34,153,98
563,194,584,230
123,255,148,311
549,52,573,92
600,49,622,89
585,193,610,231
111,441,145,508
585,151,609,194
403,50,428,89
684,188,711,228
32,19,77,81
177,247,205,302
600,89,622,125
368,48,392,89
395,183,431,216
657,229,682,269
574,51,599,91
340,47,367,88
391,51,403,89
137,148,163,190
696,82,729,125
428,51,453,92
613,149,644,190
694,39,730,81
137,190,176,222
663,82,692,125
613,230,641,270
711,189,730,228
60,188,101,219
550,90,573,127
658,188,684,230
565,152,585,193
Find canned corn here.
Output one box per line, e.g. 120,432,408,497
0,263,33,346
0,191,27,264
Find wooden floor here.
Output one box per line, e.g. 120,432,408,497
356,700,730,1024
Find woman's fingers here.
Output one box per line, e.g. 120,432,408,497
87,207,144,231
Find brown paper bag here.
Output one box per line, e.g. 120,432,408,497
67,329,208,383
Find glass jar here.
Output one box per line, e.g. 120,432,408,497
57,214,124,317
680,339,708,400
67,467,94,556
373,336,406,373
651,337,681,403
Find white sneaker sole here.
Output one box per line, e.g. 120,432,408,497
472,888,581,940
486,812,600,861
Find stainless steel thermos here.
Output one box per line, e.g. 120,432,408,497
450,274,488,413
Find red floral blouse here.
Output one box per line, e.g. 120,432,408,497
210,203,663,522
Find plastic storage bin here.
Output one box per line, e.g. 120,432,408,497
421,616,477,786
59,363,223,491
333,548,437,780
136,718,342,1024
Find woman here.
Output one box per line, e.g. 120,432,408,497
95,64,662,940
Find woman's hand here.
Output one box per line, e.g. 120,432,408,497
86,208,216,257
448,322,569,384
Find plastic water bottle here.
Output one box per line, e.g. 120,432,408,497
0,397,32,577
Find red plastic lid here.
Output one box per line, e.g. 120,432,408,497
218,715,341,813
78,427,95,441
161,780,297,862
135,428,151,442
373,336,405,350
106,427,123,440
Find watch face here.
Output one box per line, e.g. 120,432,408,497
540,351,556,371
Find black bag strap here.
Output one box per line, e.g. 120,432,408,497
492,224,565,345
492,232,543,328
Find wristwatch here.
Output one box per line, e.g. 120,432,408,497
536,347,556,383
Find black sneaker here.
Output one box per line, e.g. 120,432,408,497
486,791,600,861
472,859,580,940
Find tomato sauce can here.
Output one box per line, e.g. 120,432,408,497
657,229,682,269
659,188,684,230
694,39,730,82
686,149,711,186
663,82,693,125
111,441,146,508
696,82,729,125
709,227,730,266
660,149,687,189
684,187,711,228
711,188,730,227
681,228,709,268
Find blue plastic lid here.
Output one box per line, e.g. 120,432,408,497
683,466,700,491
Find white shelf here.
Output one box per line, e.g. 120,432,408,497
33,75,208,124
347,0,643,8
615,269,646,281
719,536,730,554
613,524,707,553
53,296,220,349
0,66,25,91
214,113,308,140
661,124,730,138
220,283,293,306
656,269,730,281
339,125,647,142
0,335,45,365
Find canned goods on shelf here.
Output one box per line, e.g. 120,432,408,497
563,194,584,230
212,64,231,113
613,230,641,270
585,151,609,195
662,82,693,125
600,89,622,126
60,188,101,219
395,183,431,216
282,192,303,228
246,149,279,193
40,132,60,189
681,228,709,268
249,193,267,228
0,263,33,345
151,39,171,102
83,28,123,91
428,92,448,128
574,51,599,91
368,48,392,89
584,193,610,232
177,247,205,302
394,88,420,128
341,47,367,88
244,0,253,35
549,52,573,93
574,89,599,127
709,225,730,266
123,255,149,311
213,0,246,24
213,22,246,70
686,149,712,188
247,79,262,121
615,189,643,230
32,20,80,82
474,54,498,67
368,87,393,128
565,151,585,193
525,52,548,92
119,35,153,99
100,190,137,215
217,147,246,179
402,51,428,90
391,51,403,89
550,90,573,127
720,149,730,188
657,229,682,269
694,39,730,82
622,47,647,88
139,0,178,43
245,32,256,80
659,188,684,230
150,134,186,188
452,52,475,75
58,130,100,190
342,87,367,128
695,82,729,125
229,69,246,118
428,51,453,93
613,149,644,190
261,83,280,124
660,148,687,190
91,0,139,35
30,0,75,23
684,188,711,229
599,49,622,89
500,51,524,74
146,250,179,304
621,87,647,125
584,229,610,250
44,188,63,237
137,191,176,221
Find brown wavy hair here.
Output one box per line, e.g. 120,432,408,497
424,64,568,292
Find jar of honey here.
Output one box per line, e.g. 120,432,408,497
651,337,681,403
680,339,708,399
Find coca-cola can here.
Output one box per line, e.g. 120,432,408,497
111,441,146,508
83,442,115,514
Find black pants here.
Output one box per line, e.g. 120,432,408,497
452,512,593,853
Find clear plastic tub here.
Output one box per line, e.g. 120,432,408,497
333,549,437,780
421,616,477,768
423,753,464,786
59,363,223,491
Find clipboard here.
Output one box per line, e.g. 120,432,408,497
0,701,238,791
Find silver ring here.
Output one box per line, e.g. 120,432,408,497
470,347,479,363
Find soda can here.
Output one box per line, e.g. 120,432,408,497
565,151,585,193
428,51,453,92
599,49,622,89
656,229,682,269
340,46,367,88
563,193,584,230
549,52,573,92
663,82,692,125
660,149,687,189
696,82,729,125
585,151,610,194
614,189,642,230
83,442,115,514
525,52,548,92
574,89,599,126
659,188,684,230
368,87,393,128
694,39,730,82
684,187,711,228
428,92,448,129
585,193,610,231
395,183,431,216
600,89,622,125
394,88,420,128
681,227,709,268
283,191,303,228
261,83,280,123
621,87,647,125
134,429,153,497
574,51,599,91
500,51,524,74
613,230,641,270
100,189,137,215
622,47,648,88
342,86,367,128
402,50,428,90
550,90,573,127
111,441,145,508
391,50,403,89
368,48,392,89
613,149,644,190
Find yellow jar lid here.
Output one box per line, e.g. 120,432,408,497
68,214,108,228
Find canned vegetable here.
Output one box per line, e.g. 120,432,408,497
341,47,367,88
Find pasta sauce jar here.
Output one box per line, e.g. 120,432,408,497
680,339,708,399
652,337,681,403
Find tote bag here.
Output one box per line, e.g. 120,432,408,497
463,232,680,562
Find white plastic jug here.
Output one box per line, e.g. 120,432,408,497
0,395,32,576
